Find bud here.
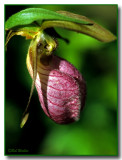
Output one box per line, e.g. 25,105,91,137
26,31,86,124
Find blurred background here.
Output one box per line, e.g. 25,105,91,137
5,5,117,156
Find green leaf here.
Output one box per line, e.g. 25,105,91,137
41,11,117,42
5,8,91,30
5,8,116,43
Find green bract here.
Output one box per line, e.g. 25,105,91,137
5,8,116,43
5,8,91,30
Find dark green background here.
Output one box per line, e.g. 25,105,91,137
5,5,118,156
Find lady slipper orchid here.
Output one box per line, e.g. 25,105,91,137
26,31,86,124
5,8,116,127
